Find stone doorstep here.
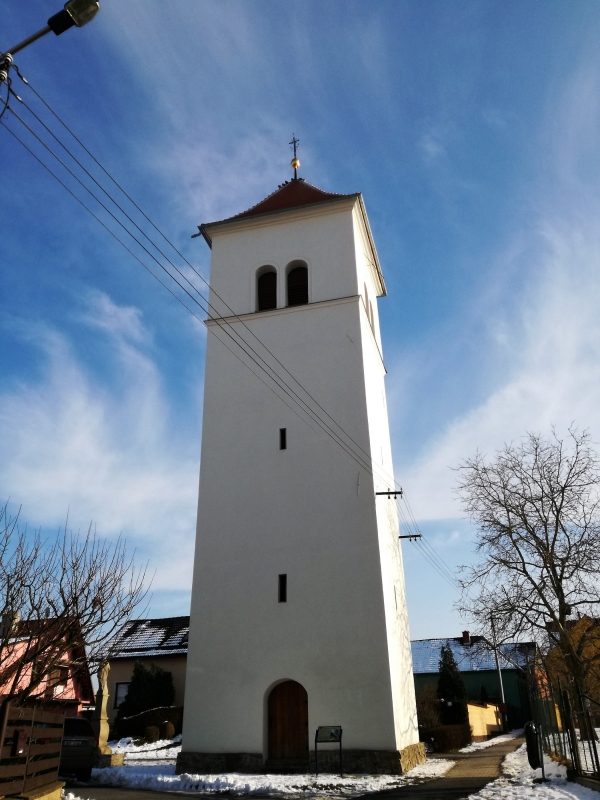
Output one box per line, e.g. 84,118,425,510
176,743,426,776
8,780,65,800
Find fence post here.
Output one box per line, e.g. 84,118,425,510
562,690,582,776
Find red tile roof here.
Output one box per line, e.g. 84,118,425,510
230,179,356,220
195,179,357,245
192,178,386,297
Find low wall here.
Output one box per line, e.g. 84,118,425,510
115,705,183,737
176,743,426,775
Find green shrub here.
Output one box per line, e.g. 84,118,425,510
416,683,442,728
437,644,468,725
420,724,472,752
118,661,175,718
145,725,160,743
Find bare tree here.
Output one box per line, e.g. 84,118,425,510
456,428,600,693
0,502,149,704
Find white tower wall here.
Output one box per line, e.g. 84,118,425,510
179,193,421,774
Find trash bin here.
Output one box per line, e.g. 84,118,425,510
524,721,541,769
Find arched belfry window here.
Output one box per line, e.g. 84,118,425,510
257,269,277,311
287,262,308,307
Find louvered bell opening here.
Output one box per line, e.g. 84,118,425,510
257,271,277,311
287,266,308,307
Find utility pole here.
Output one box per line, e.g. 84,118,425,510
490,616,507,732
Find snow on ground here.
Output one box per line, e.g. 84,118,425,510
459,729,524,753
107,735,182,765
109,735,182,754
86,757,454,797
473,742,599,800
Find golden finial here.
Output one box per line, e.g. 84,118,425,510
289,134,300,179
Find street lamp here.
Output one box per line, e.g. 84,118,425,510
1,1,100,60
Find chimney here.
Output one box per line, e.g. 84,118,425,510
1,611,20,639
462,630,471,645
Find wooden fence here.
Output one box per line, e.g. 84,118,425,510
0,702,65,797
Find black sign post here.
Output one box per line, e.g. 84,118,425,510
315,726,343,777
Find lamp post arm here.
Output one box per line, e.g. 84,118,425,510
2,26,51,60
1,1,100,61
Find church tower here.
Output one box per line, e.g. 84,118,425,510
177,160,423,775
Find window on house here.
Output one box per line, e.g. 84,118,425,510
45,665,69,697
278,574,287,603
114,681,131,709
287,265,308,306
279,428,287,450
257,270,277,311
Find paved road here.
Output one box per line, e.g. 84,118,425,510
66,737,525,800
359,737,525,800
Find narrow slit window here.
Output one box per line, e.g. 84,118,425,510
279,428,287,450
278,574,287,603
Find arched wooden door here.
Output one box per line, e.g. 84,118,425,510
268,680,309,762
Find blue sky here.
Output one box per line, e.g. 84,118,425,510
3,1,600,639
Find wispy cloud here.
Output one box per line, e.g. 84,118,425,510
77,289,152,345
399,58,600,522
418,126,448,165
0,293,199,591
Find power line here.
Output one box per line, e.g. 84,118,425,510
394,496,460,589
3,104,397,493
6,99,392,489
11,69,462,568
393,486,460,586
11,70,399,495
414,541,460,590
1,122,389,473
3,65,462,589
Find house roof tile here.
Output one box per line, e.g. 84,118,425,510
104,616,189,660
411,637,536,674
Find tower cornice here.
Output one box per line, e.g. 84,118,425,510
195,193,386,297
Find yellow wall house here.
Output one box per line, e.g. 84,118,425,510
467,702,502,741
105,616,189,727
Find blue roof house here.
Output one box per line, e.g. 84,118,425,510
411,631,535,729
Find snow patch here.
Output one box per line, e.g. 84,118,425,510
459,729,524,753
89,758,455,797
474,743,599,800
108,734,182,762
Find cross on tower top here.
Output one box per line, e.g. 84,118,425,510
289,134,300,179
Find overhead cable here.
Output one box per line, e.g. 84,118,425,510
3,66,460,589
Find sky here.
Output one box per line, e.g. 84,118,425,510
2,1,600,640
